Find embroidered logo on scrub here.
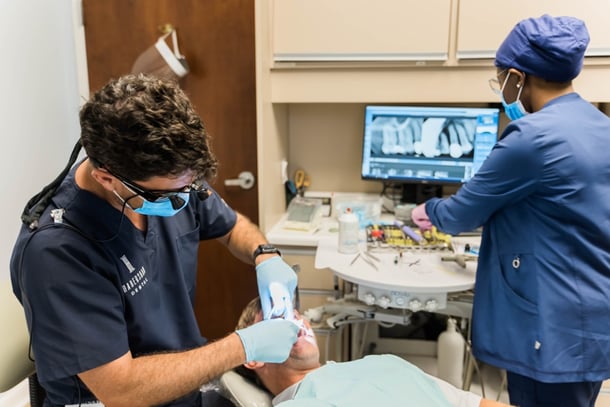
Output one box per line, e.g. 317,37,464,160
120,254,149,296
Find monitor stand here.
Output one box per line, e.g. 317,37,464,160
401,183,443,204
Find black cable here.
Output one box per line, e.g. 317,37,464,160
21,140,83,230
28,373,46,407
72,376,82,407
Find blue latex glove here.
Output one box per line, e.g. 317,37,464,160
256,256,298,320
235,318,299,362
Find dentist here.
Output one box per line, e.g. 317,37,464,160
10,74,298,407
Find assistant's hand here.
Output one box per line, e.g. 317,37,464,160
411,203,433,231
256,256,298,320
235,318,299,362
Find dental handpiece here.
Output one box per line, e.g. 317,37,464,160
268,282,295,321
394,220,423,243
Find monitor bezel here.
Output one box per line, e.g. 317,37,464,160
361,104,500,185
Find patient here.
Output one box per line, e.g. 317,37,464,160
234,297,511,407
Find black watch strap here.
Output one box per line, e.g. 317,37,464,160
252,244,281,262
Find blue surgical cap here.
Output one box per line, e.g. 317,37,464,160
495,14,590,82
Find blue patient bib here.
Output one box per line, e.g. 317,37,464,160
280,354,452,406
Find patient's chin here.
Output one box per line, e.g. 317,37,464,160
288,343,321,367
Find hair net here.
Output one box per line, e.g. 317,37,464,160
494,14,590,82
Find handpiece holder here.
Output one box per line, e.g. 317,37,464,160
400,183,443,204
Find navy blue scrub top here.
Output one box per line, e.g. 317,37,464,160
10,162,237,406
425,93,610,383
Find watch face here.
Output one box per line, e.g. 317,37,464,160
253,244,280,260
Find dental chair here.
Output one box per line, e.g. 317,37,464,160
0,279,43,406
218,370,273,407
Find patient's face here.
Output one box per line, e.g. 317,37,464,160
255,310,320,368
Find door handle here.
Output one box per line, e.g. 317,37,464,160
224,171,255,190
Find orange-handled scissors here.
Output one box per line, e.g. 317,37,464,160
294,170,310,196
295,170,305,189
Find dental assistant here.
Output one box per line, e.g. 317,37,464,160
412,15,610,407
10,74,299,407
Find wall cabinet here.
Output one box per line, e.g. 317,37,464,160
266,1,610,105
272,0,451,62
457,0,610,59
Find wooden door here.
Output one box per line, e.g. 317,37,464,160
82,0,259,340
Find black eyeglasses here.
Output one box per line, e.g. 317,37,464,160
108,169,210,202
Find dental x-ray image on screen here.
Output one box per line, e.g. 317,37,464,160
361,105,499,184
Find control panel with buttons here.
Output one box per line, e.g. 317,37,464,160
357,285,447,311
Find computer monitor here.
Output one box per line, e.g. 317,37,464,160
361,105,499,201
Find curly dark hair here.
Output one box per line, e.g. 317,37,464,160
80,74,218,181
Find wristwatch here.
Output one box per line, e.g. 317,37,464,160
252,244,281,262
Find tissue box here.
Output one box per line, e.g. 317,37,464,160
333,193,382,229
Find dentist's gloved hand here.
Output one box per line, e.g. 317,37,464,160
256,256,298,320
235,318,299,362
411,203,433,231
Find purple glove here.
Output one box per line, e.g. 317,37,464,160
411,203,433,231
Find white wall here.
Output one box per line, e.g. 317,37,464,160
0,0,84,281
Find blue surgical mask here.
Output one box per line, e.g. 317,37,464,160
502,99,528,121
134,193,190,216
114,191,190,217
500,72,528,121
